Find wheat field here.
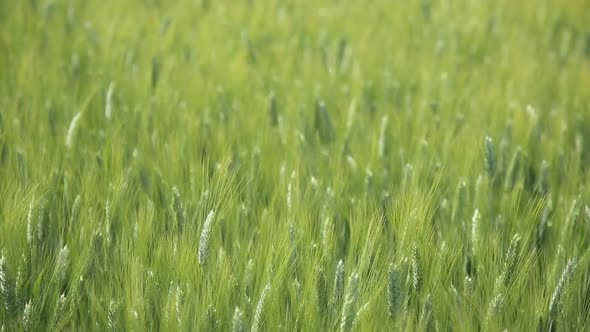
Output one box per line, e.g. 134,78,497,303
1,0,590,331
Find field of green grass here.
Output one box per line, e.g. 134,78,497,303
1,0,590,330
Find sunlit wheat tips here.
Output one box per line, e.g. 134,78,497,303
198,210,216,266
286,172,294,213
22,300,32,332
54,244,70,283
69,195,81,224
565,196,580,226
340,272,359,332
105,81,115,120
378,115,389,158
251,282,271,332
497,234,520,289
175,284,184,327
464,275,475,298
0,253,15,315
232,307,245,332
548,258,577,328
351,302,369,330
108,299,118,331
332,259,345,307
26,200,35,246
471,209,480,256
162,282,173,326
289,223,298,266
65,111,82,149
51,293,67,328
104,200,113,244
486,292,504,326
420,294,435,332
